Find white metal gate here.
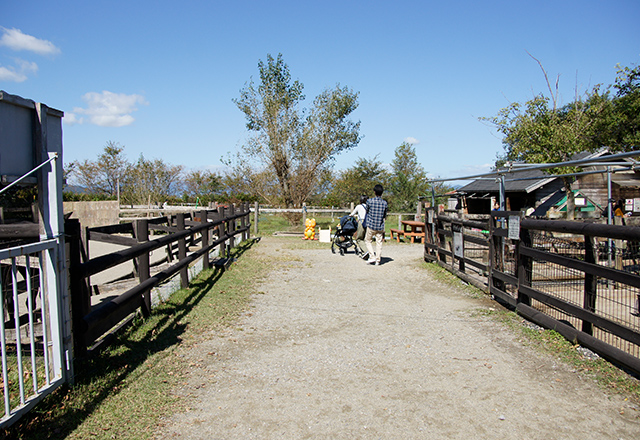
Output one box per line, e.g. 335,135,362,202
0,237,67,428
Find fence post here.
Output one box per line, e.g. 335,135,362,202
489,214,504,293
243,202,249,241
67,218,89,356
453,221,465,274
228,204,236,252
253,201,259,236
437,215,447,264
516,222,532,307
218,206,227,258
200,209,210,270
176,213,188,288
583,235,597,335
239,203,246,242
165,214,173,263
135,219,151,317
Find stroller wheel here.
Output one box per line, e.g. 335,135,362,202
331,243,336,254
339,247,345,256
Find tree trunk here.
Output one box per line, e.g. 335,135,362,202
563,177,575,220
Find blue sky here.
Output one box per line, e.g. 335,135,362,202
2,0,639,182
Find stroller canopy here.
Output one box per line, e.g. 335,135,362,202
339,215,358,235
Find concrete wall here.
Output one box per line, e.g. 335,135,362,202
63,201,119,228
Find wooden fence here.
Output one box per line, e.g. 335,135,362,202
424,208,640,376
66,203,252,353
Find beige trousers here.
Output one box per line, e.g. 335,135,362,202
365,228,384,262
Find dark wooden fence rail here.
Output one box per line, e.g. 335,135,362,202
424,209,491,292
66,203,252,353
425,207,640,376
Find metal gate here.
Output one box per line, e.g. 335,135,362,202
0,93,70,428
0,237,67,428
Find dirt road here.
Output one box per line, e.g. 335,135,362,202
155,237,639,439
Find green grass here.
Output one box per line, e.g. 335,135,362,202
1,238,266,440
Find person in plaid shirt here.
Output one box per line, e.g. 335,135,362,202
364,184,388,265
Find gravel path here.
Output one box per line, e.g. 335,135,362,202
156,237,639,439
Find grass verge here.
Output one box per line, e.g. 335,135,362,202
1,237,267,440
422,260,640,405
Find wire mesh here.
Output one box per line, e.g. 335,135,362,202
528,231,640,357
462,228,490,276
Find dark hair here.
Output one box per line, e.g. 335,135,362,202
360,195,368,205
373,184,384,196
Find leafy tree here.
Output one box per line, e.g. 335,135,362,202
481,56,611,218
70,141,130,197
482,58,640,219
387,142,429,212
122,155,183,206
220,151,278,204
328,155,389,206
592,62,640,150
233,53,361,208
181,169,222,204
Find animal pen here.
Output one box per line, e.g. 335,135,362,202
424,151,640,376
0,91,253,428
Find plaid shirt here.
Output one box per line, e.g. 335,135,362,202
364,196,388,231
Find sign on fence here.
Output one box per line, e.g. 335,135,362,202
508,216,520,240
452,223,463,258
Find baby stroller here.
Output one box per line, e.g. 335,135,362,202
331,215,364,256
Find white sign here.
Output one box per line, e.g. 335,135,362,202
508,216,520,240
453,231,463,258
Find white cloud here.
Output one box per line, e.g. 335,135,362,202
0,65,26,82
450,163,494,177
73,91,148,127
404,137,419,145
0,59,38,82
0,27,60,56
63,112,83,125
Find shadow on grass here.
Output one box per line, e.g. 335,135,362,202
1,238,260,440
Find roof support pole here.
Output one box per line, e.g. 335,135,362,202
607,166,613,271
498,175,506,211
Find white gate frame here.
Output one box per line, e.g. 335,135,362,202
0,94,71,428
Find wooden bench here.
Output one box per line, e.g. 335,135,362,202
404,231,426,243
390,228,404,242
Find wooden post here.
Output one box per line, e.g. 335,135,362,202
67,218,90,355
135,219,151,316
241,202,249,241
583,235,597,335
253,201,259,236
200,209,210,270
454,222,465,273
165,214,174,262
218,206,227,259
489,214,504,293
437,215,447,264
516,224,532,307
228,204,236,252
176,213,188,288
301,203,307,229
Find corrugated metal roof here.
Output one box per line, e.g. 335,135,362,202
458,168,554,193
